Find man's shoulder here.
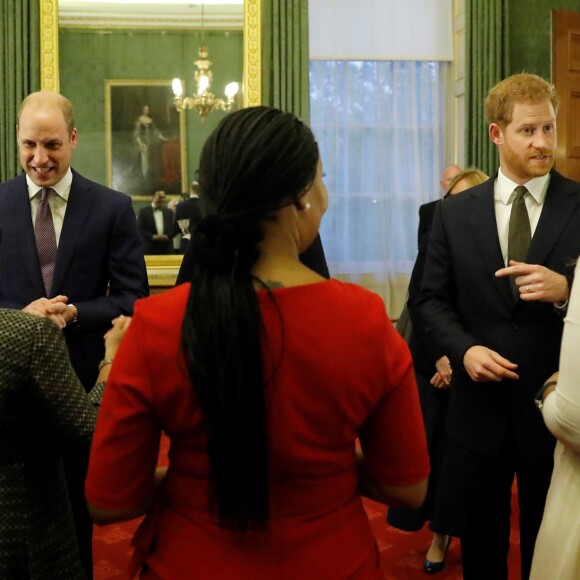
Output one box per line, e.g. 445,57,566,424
71,169,130,202
0,173,26,194
421,199,439,209
548,170,580,193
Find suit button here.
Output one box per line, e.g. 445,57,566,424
512,323,520,331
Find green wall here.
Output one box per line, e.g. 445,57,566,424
59,28,243,193
509,0,580,79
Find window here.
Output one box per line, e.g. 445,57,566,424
310,60,448,308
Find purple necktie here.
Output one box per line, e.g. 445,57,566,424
34,187,57,297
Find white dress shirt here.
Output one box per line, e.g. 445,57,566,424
493,168,550,266
27,168,73,246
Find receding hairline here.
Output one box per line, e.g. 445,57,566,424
17,91,76,135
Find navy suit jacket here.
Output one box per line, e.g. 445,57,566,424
419,170,580,462
0,170,149,388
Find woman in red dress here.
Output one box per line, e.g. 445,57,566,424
86,107,430,579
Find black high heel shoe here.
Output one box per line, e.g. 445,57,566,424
423,536,452,574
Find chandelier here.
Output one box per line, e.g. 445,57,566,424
172,2,239,121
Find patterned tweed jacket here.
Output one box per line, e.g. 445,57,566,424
0,309,101,579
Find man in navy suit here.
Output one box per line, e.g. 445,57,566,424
0,90,149,578
138,189,175,254
419,74,580,579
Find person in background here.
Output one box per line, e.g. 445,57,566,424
530,258,580,579
417,164,462,247
138,190,175,255
174,180,202,253
419,73,580,579
388,167,488,574
0,90,148,577
0,311,129,579
85,106,430,579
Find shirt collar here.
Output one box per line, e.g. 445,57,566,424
496,168,550,206
27,168,73,201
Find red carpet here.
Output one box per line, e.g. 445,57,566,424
93,438,522,579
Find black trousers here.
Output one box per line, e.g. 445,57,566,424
437,436,553,580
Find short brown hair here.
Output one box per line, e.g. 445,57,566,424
18,91,76,136
484,73,560,126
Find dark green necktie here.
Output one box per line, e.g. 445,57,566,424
507,185,531,299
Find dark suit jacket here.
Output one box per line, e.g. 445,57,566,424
138,205,175,255
407,199,445,377
175,196,202,223
417,199,439,249
174,197,202,253
0,170,149,389
419,170,580,463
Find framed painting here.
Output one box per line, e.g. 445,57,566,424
105,80,187,199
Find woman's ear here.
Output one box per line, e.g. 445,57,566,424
294,198,311,211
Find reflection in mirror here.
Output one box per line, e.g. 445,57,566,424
42,0,261,285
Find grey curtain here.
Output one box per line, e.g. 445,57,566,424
0,0,40,182
465,0,509,176
261,0,310,122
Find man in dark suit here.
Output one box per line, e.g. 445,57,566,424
0,90,149,578
417,164,461,247
174,180,202,253
138,189,175,254
419,73,580,579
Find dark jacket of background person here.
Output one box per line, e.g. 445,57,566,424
174,196,202,253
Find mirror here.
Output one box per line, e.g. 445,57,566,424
39,0,261,287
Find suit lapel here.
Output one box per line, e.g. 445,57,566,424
527,171,580,265
6,175,46,296
52,171,94,294
467,180,514,309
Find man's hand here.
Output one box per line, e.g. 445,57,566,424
495,260,569,303
463,345,519,382
22,295,70,329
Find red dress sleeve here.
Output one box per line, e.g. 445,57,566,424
359,295,430,486
85,306,161,511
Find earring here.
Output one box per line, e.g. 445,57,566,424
303,201,311,211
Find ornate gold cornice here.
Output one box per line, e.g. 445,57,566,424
40,0,59,91
244,0,261,107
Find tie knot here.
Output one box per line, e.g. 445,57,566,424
513,185,528,201
40,187,53,202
